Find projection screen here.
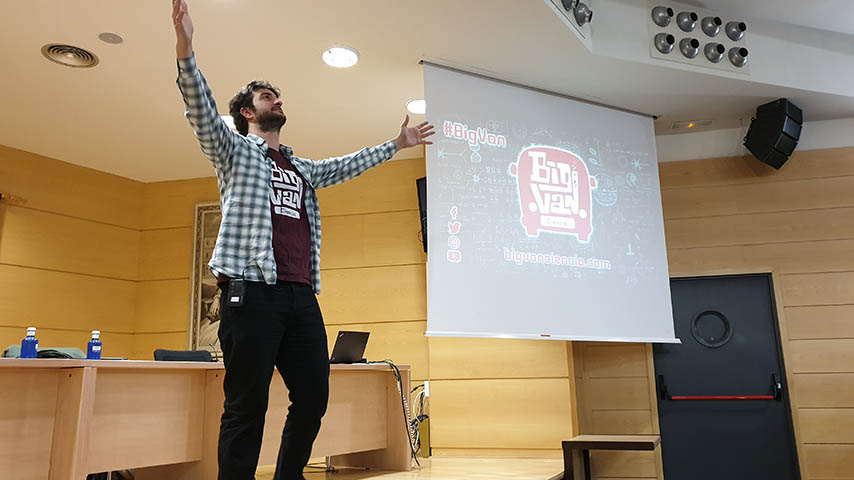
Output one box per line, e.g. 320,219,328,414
424,62,678,343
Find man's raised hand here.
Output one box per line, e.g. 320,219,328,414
173,0,194,59
393,115,435,151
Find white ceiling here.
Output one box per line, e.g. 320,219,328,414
1,0,852,182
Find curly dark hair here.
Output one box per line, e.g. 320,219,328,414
228,80,281,136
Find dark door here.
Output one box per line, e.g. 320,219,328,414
654,274,799,479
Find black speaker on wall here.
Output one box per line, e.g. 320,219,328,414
415,176,427,253
744,98,803,169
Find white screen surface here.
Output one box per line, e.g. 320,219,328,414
424,63,678,343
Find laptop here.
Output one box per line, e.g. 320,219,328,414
329,331,370,364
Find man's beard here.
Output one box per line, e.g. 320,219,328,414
257,110,287,133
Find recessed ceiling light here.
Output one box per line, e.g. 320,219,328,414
98,32,124,44
322,46,359,68
221,115,236,130
406,99,426,115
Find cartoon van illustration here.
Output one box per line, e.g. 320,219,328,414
508,146,597,242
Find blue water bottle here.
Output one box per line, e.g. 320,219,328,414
87,330,102,360
20,327,38,358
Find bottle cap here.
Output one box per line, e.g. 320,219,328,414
27,327,36,335
92,330,100,339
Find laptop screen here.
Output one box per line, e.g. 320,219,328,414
329,331,369,364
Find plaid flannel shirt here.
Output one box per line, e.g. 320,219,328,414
177,55,397,293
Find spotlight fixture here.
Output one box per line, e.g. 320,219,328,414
406,99,426,115
679,38,700,58
676,11,698,32
725,21,747,41
704,43,726,63
321,46,359,68
728,47,749,67
647,6,749,72
651,6,673,27
41,44,99,68
561,0,593,26
654,33,676,54
701,16,722,37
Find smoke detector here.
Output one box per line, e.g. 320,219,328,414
41,44,99,68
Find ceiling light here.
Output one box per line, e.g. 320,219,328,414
701,16,722,37
725,21,747,41
651,6,673,27
221,115,236,130
406,99,426,115
676,12,698,32
728,47,749,67
679,38,700,58
41,44,99,68
98,32,124,44
704,43,726,63
322,46,359,68
561,0,593,26
654,33,675,54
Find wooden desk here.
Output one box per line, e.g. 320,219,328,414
0,359,411,480
550,435,661,480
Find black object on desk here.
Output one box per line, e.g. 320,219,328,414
329,331,369,364
153,349,214,362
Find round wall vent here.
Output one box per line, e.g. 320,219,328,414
41,44,99,68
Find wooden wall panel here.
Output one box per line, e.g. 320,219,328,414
803,445,854,479
792,373,854,408
661,176,854,219
0,147,143,358
657,147,854,189
429,378,572,450
667,239,854,277
786,305,854,340
0,206,139,281
428,337,569,380
583,344,649,378
320,211,425,269
590,451,657,478
139,227,192,281
318,264,426,323
140,178,218,230
799,409,854,444
590,410,654,435
0,144,143,229
135,279,190,334
585,378,651,411
664,207,854,249
0,265,136,334
780,272,854,307
787,339,854,374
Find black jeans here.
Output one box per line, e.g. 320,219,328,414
217,280,329,480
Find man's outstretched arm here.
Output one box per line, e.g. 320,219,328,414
173,0,236,167
310,115,435,189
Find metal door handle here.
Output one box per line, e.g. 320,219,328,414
659,373,782,401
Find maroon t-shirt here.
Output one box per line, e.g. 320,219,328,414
268,147,312,285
